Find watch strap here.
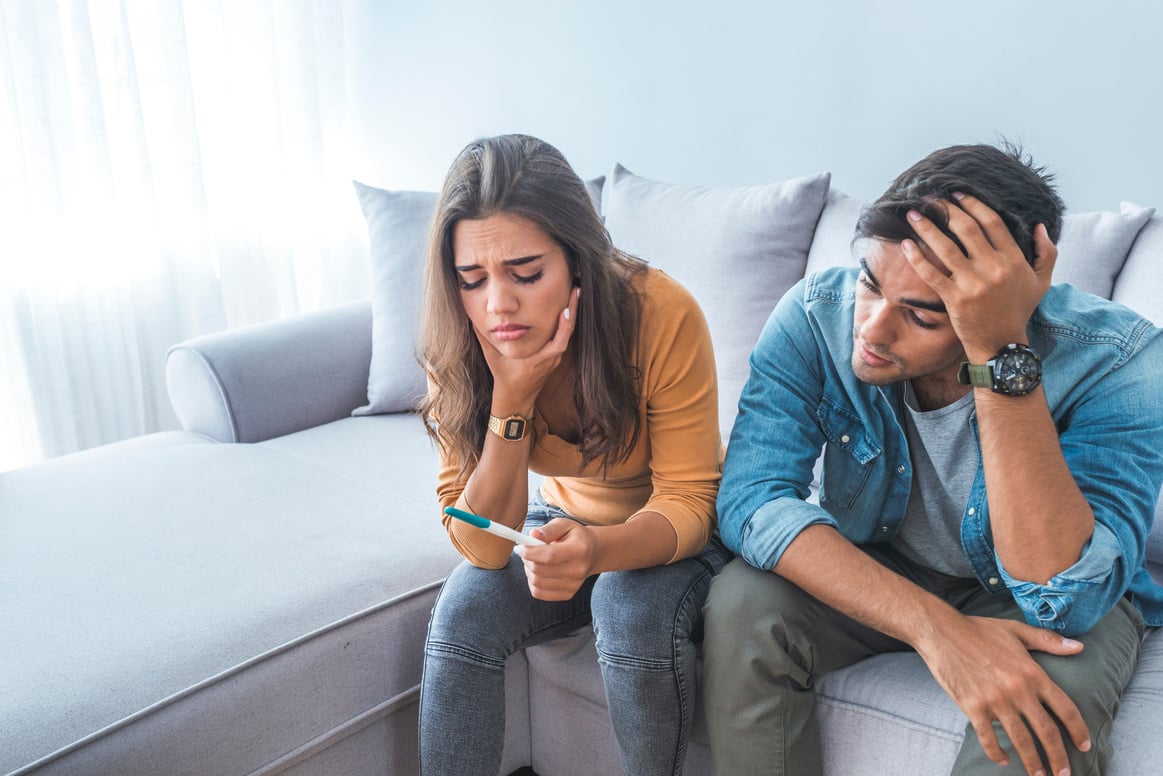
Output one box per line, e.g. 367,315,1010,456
957,361,993,388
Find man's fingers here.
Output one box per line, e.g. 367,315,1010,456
946,192,1009,252
906,208,963,267
1024,706,1071,776
969,717,1010,767
900,237,951,293
1042,681,1092,757
1016,624,1084,656
931,194,998,260
996,711,1051,776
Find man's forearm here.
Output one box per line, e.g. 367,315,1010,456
773,524,960,649
974,386,1094,583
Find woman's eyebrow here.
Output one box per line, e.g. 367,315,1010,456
455,254,543,272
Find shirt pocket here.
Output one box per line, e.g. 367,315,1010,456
816,398,882,510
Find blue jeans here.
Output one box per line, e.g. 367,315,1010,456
419,496,731,776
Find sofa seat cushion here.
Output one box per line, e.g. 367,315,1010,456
1,418,460,774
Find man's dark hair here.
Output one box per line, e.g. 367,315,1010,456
855,141,1065,266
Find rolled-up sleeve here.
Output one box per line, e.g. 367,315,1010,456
998,523,1124,635
718,281,837,571
1000,330,1163,636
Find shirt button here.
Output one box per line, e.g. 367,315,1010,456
967,507,976,516
988,577,999,586
897,465,906,474
841,434,850,444
879,526,889,533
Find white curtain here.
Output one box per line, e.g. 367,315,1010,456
0,0,369,472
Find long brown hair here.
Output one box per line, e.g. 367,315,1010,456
418,134,644,478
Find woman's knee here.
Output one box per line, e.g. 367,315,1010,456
428,557,528,645
590,562,711,659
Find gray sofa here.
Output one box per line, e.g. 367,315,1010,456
4,164,1162,776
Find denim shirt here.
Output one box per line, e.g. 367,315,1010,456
719,267,1163,636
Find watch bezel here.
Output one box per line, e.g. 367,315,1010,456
958,343,1042,396
500,416,526,441
989,343,1042,396
488,414,530,441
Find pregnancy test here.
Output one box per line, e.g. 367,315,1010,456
443,506,546,546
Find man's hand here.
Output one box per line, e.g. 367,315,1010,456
901,193,1056,362
516,518,598,600
917,613,1089,776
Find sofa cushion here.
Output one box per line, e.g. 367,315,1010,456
805,189,866,275
1055,202,1155,297
351,183,438,416
1,418,461,774
1113,213,1163,326
601,165,831,437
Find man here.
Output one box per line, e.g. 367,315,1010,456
704,143,1163,776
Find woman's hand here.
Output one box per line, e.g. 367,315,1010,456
475,287,580,412
515,517,598,600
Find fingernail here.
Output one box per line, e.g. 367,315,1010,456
901,238,916,253
1058,767,1071,776
907,210,922,222
952,191,965,200
1080,739,1092,752
563,308,570,320
1062,638,1082,649
1032,770,1043,776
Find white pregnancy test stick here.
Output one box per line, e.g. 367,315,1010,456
444,506,546,546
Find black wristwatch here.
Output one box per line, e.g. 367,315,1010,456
957,343,1042,396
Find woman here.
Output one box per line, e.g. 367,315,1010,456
417,134,728,776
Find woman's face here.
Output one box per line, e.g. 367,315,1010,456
452,212,574,359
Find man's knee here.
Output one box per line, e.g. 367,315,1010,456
1033,600,1144,727
704,558,815,645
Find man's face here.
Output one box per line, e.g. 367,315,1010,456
851,239,965,387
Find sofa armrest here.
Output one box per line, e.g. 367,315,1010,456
166,300,373,443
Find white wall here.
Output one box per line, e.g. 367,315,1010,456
345,0,1163,214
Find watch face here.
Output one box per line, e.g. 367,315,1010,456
994,347,1042,395
502,418,526,440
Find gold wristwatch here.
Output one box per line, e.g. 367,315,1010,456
488,414,531,441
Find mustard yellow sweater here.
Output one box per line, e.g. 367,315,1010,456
435,268,721,566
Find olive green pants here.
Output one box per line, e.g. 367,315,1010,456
702,551,1145,776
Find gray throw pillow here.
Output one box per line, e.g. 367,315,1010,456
1055,202,1156,298
805,189,867,276
351,182,438,415
1112,206,1163,326
602,165,831,437
352,176,606,416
